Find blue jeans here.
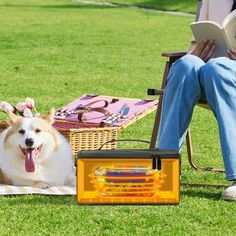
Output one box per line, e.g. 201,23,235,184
157,55,236,180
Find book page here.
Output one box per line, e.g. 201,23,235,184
222,10,236,49
190,21,228,57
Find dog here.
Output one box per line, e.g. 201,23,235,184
0,108,75,188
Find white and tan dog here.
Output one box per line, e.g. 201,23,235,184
0,109,75,188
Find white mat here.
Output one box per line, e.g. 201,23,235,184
0,184,76,195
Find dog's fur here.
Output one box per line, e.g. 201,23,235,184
0,109,75,188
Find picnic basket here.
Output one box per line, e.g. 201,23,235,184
0,121,7,133
54,122,119,157
53,95,157,156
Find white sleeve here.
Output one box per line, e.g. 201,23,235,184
197,0,209,21
191,0,209,41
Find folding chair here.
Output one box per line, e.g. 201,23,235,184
148,0,225,173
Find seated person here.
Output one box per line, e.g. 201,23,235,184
157,0,236,201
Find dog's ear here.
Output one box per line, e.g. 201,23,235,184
7,111,21,127
41,108,55,125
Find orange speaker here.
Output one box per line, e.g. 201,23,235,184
76,150,180,204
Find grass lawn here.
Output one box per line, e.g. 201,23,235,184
86,0,197,13
1,0,236,235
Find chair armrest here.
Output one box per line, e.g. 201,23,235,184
147,89,164,96
161,52,187,64
161,52,187,58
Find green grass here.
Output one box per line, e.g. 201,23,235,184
0,0,235,235
87,0,197,13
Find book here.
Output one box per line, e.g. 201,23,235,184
190,10,236,57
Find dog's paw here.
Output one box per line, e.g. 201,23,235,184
32,182,51,189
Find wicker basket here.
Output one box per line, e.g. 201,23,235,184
0,121,7,133
57,126,118,158
0,121,118,159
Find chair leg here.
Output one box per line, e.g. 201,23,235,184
186,129,225,172
149,61,170,149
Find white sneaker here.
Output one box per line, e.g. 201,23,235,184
221,181,236,201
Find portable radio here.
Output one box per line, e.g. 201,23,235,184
76,149,180,204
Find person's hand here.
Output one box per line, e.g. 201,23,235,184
227,48,236,60
189,39,215,62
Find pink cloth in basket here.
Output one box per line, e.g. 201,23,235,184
54,94,158,127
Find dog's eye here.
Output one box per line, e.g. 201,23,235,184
35,129,41,133
18,129,25,135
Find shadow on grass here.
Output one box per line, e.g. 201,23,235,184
0,1,196,13
136,0,192,8
42,4,116,10
181,188,222,201
0,3,116,10
0,195,78,205
112,0,196,13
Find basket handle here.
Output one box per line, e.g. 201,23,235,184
75,100,111,124
99,139,151,150
76,107,111,123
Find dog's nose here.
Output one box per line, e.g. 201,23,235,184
25,138,34,147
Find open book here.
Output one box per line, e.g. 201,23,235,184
190,10,236,57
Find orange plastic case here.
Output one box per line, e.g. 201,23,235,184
76,150,180,204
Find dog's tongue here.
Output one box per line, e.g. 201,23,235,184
25,149,35,173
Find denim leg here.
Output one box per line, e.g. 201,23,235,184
200,57,236,180
158,55,205,152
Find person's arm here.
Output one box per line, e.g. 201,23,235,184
227,49,236,60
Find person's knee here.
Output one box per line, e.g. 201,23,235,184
174,54,204,71
168,55,203,85
201,58,230,86
204,57,228,73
